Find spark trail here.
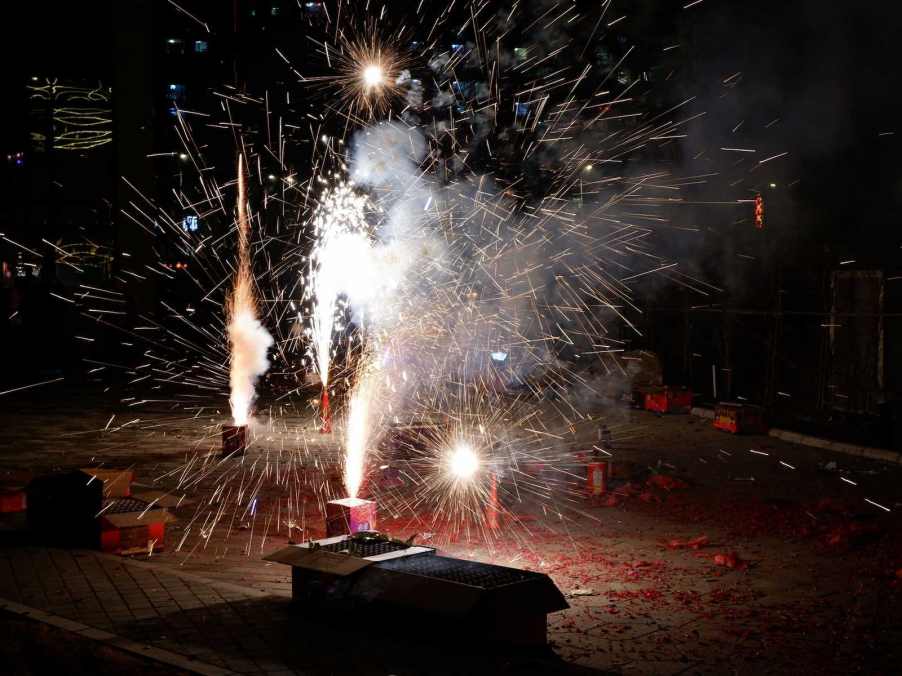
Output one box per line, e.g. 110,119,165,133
227,154,273,426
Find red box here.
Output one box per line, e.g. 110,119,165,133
0,489,26,513
98,498,175,554
713,402,768,434
222,425,248,455
644,387,692,414
325,498,376,537
587,462,609,496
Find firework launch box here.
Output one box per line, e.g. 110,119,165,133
644,386,693,414
325,498,376,537
0,488,26,514
222,425,248,455
264,533,569,646
26,470,174,553
98,496,176,554
713,402,768,435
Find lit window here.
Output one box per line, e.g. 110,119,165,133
166,84,186,102
271,5,281,16
165,38,185,55
182,216,199,232
194,40,208,53
514,47,528,62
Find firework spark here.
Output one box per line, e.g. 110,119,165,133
305,184,372,389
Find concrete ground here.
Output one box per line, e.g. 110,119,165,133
0,389,900,675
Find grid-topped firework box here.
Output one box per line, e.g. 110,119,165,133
98,497,176,554
26,470,176,553
265,532,569,646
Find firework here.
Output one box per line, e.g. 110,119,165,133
71,0,792,563
227,154,273,428
448,442,480,480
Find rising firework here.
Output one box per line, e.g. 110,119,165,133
227,154,273,427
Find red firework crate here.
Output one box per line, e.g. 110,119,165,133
325,498,377,537
644,387,693,414
98,498,175,554
713,402,768,435
0,489,26,513
586,462,609,496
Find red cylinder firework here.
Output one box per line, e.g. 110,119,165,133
587,461,609,498
319,389,332,434
487,472,500,530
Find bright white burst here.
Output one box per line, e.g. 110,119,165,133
448,442,480,480
362,64,384,89
305,184,371,387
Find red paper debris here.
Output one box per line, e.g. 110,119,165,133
666,535,709,550
647,474,688,491
713,551,748,570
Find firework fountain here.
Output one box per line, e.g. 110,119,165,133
305,184,373,433
224,154,273,452
71,0,800,557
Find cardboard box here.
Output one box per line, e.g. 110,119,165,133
325,498,376,537
98,497,176,554
713,402,768,434
80,468,134,498
644,387,693,414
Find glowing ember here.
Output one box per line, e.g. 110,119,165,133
448,443,480,480
362,64,384,88
227,154,273,426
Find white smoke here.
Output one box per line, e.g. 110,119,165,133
228,306,274,426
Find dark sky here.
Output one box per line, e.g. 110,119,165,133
2,1,900,248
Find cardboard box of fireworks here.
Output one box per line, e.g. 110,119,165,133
27,470,176,554
644,386,693,414
713,402,768,434
98,496,177,554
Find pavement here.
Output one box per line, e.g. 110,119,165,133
1,390,900,674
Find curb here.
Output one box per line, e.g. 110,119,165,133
690,407,902,465
0,597,237,675
767,428,902,464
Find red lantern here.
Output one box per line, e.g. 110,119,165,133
754,193,764,229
